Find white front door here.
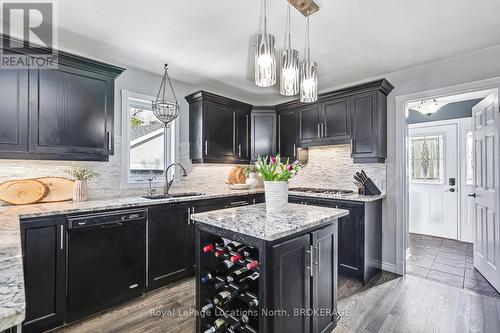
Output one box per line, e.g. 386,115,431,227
472,91,500,292
408,124,459,239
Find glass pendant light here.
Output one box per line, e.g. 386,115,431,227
300,16,318,103
280,3,299,96
255,0,276,87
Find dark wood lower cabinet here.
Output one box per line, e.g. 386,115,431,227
197,220,338,333
271,234,311,333
20,217,66,333
289,195,382,284
148,204,192,291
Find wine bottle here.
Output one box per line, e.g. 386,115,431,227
215,259,234,274
202,238,226,253
200,272,214,284
246,260,259,270
242,246,259,259
213,282,252,307
229,253,243,262
203,318,227,333
200,302,214,314
225,267,254,284
227,314,250,333
214,249,226,257
224,241,243,252
246,292,259,308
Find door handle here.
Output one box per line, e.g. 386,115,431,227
60,225,64,250
313,245,320,272
317,124,320,138
293,144,296,158
445,188,456,193
468,193,477,198
305,245,314,277
187,207,191,225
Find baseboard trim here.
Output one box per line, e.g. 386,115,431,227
382,262,397,273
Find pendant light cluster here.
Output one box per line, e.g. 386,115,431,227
254,0,319,103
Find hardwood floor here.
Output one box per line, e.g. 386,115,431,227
335,274,500,333
52,268,498,332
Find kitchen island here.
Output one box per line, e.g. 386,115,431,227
191,203,349,333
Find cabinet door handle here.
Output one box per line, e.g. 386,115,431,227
313,245,320,272
278,115,281,152
204,140,208,155
107,131,112,150
293,144,296,158
317,123,320,138
238,144,242,158
321,123,325,138
187,207,191,225
305,245,314,277
60,225,64,250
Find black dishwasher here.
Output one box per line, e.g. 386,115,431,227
67,209,147,322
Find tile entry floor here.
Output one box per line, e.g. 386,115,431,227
407,233,500,297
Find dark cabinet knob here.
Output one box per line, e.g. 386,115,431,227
468,193,477,198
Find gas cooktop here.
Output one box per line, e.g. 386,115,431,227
290,187,354,195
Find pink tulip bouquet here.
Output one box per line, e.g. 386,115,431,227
256,154,303,181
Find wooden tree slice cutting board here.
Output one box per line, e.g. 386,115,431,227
0,179,49,205
37,177,74,203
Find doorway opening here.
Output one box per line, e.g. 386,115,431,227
401,88,500,296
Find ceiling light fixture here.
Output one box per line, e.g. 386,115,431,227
152,64,180,127
415,99,446,117
300,15,318,103
255,0,277,87
280,3,299,96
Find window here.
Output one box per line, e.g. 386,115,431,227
465,131,474,185
121,90,175,187
409,134,444,184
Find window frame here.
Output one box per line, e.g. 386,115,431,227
121,89,176,189
408,133,446,185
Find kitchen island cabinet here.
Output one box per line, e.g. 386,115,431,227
192,203,348,333
289,195,382,284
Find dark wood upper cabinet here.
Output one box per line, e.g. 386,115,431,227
322,97,351,142
277,109,298,161
20,216,66,333
350,91,387,163
298,104,322,144
276,79,393,163
251,108,276,161
0,69,29,153
0,35,124,161
186,91,252,164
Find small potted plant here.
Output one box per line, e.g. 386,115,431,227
244,165,260,189
65,164,99,202
256,154,303,213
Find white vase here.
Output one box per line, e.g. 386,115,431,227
264,181,289,213
73,180,89,202
245,173,259,189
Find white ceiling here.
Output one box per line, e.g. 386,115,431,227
48,0,500,104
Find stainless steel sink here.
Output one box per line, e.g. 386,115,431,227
142,192,204,200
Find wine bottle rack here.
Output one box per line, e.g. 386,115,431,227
197,232,261,333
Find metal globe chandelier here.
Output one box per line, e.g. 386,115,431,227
152,64,180,127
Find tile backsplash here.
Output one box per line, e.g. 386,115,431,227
289,145,386,191
0,142,385,206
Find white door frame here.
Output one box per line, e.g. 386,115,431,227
394,77,500,275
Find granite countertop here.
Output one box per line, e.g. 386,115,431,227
191,203,349,241
0,187,380,329
288,190,386,202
